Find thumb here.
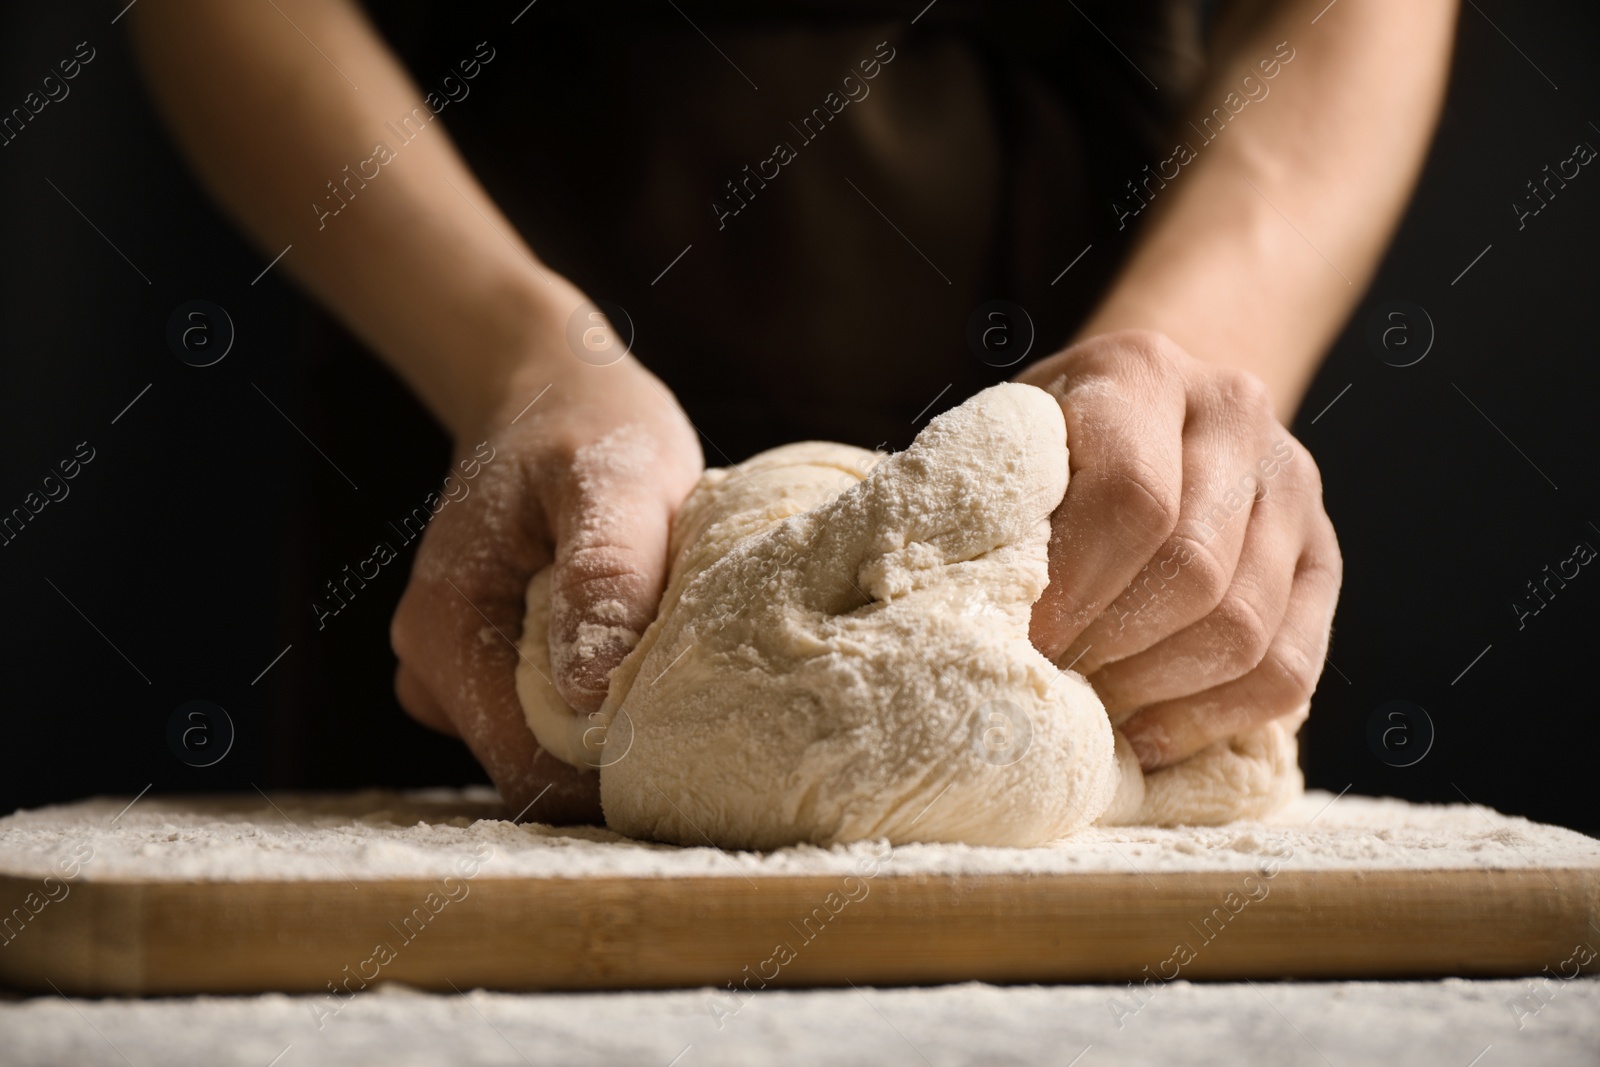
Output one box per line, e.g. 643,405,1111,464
546,429,677,713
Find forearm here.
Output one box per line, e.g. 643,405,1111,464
1075,0,1458,416
129,0,575,437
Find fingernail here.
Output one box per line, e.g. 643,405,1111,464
1125,727,1165,771
1066,644,1101,675
1093,679,1132,718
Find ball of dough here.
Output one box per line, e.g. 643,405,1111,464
515,383,1305,846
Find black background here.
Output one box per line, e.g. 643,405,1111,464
1,2,1595,836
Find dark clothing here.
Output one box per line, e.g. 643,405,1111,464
361,0,1207,455
290,1,1208,791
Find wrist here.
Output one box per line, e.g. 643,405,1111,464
436,271,588,441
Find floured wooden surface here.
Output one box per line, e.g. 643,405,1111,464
1,787,1595,996
2,788,1595,883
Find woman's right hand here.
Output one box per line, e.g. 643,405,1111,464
389,297,704,822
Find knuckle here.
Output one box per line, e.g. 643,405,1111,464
1101,460,1182,544
1227,371,1276,421
1166,528,1229,607
1299,516,1344,599
1275,436,1318,492
552,544,654,625
1057,344,1116,385
1321,526,1344,585
1299,446,1326,496
1209,592,1274,673
1065,329,1180,384
1116,328,1181,368
537,433,584,473
1112,330,1184,389
556,542,646,589
1307,506,1341,564
1264,636,1323,706
525,438,588,504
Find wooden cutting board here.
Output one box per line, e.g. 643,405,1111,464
2,790,1596,996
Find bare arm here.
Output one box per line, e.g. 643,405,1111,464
129,0,703,820
1024,0,1456,768
1078,0,1458,415
128,0,569,437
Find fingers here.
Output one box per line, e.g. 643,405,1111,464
1088,457,1312,716
388,355,701,819
391,455,601,823
1068,373,1280,674
1016,330,1341,774
1118,508,1342,769
1022,333,1187,660
546,425,680,714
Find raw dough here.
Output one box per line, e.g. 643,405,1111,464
516,383,1303,848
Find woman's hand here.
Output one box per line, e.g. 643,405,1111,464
389,308,704,821
1017,330,1342,771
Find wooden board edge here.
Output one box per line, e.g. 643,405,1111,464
1,867,1596,995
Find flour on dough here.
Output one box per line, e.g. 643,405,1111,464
516,383,1304,847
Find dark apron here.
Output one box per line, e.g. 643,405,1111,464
288,0,1208,792
369,0,1207,456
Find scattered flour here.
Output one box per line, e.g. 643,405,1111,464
546,423,659,707
1,788,1593,884
3,977,1597,1067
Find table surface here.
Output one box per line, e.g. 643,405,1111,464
4,787,1597,882
2,788,1597,998
3,976,1597,1067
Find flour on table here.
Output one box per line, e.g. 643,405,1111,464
517,384,1303,848
3,789,1595,883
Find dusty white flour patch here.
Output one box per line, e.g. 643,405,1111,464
2,978,1597,1067
545,423,659,701
1,788,1593,883
1,977,1595,1067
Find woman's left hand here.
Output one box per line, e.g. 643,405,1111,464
1016,329,1342,770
